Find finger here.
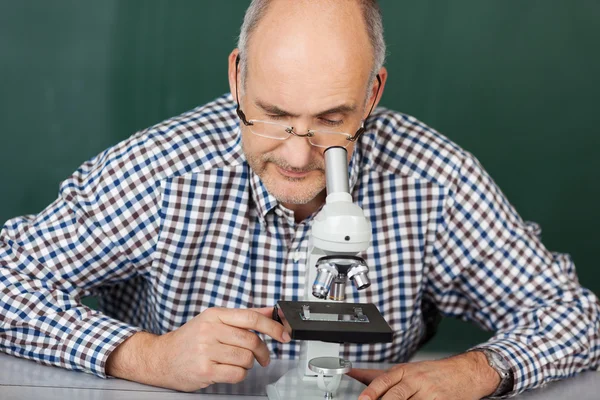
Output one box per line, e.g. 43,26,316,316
203,308,290,343
346,368,385,385
380,382,417,400
210,364,249,384
250,306,274,318
209,343,256,369
360,368,406,400
216,325,271,367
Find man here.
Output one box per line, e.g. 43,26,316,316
1,1,598,399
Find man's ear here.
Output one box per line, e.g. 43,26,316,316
228,49,240,97
367,66,388,115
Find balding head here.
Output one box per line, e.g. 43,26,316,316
238,0,385,91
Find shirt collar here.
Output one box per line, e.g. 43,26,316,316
248,162,279,224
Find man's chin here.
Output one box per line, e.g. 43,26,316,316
263,176,325,205
269,185,320,205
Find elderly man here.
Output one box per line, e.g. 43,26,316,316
1,1,598,399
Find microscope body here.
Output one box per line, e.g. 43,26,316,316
299,171,372,377
267,147,392,399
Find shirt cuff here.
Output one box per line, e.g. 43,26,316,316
470,337,545,397
61,314,142,378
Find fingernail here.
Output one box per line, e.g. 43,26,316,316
358,396,371,400
282,332,291,342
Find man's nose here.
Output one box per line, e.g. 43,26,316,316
280,127,315,168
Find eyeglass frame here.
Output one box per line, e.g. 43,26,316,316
234,54,382,145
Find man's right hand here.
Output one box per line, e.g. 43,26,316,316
106,306,290,392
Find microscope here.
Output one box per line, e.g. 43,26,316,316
266,147,393,400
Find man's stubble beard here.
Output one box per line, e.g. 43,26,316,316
244,147,326,205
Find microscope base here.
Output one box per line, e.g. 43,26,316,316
266,367,366,400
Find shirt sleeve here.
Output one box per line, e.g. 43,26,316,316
0,131,161,377
425,152,600,396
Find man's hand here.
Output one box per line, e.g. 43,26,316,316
106,307,290,392
346,351,501,400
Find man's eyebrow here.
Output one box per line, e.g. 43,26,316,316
314,104,357,117
254,99,357,118
255,100,300,118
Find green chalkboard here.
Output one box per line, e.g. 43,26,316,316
1,1,599,353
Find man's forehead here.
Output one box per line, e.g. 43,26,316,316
247,0,372,73
245,64,364,116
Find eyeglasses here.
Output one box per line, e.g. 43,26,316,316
234,55,381,148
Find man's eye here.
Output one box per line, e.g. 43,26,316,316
321,118,343,126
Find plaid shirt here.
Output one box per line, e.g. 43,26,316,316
1,93,598,396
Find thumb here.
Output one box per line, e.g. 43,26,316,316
346,368,385,385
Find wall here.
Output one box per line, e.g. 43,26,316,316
1,1,598,352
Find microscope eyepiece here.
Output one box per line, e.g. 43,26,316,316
324,147,350,195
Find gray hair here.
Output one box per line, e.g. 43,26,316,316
237,0,386,93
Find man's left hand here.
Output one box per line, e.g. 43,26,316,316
346,351,501,400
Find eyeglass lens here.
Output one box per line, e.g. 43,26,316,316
249,121,351,148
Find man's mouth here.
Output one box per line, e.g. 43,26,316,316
276,165,311,178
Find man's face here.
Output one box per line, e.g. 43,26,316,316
239,67,369,205
235,0,375,206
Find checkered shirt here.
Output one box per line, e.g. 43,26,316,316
1,93,598,396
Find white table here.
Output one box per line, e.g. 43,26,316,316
1,352,598,399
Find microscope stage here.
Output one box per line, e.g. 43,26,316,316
273,301,393,344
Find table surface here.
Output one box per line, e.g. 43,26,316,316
1,352,599,399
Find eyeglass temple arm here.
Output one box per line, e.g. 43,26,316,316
235,55,252,126
349,73,382,142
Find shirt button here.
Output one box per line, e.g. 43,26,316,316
293,251,302,263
